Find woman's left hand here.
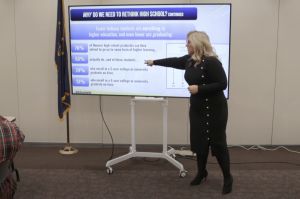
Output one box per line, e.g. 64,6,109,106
188,85,198,94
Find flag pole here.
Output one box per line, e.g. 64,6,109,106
59,112,78,155
56,0,78,155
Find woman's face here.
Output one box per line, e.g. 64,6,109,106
186,39,194,55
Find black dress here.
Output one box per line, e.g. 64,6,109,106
153,55,228,155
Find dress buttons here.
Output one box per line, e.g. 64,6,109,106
201,75,205,78
202,84,206,86
207,138,210,140
206,114,210,117
206,122,209,125
206,130,209,133
205,98,208,101
201,67,203,70
206,106,209,109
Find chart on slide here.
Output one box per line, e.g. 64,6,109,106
166,43,188,89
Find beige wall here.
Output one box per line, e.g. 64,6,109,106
0,0,19,119
0,0,299,145
273,0,300,145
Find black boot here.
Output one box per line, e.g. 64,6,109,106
190,152,209,186
215,147,233,194
222,175,233,194
190,169,208,185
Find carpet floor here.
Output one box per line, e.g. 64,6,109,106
12,145,300,198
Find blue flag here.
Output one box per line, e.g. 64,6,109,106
55,0,70,119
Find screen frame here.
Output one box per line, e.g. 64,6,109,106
68,3,232,99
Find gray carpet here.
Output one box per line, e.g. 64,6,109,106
12,145,300,198
14,168,300,199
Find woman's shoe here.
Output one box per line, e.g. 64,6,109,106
190,170,208,186
222,175,233,194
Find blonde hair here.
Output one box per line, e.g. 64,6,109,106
187,31,217,63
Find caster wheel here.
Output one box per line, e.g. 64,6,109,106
106,167,113,175
179,170,187,178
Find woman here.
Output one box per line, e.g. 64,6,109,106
145,31,233,194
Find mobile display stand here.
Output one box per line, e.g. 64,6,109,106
106,97,187,177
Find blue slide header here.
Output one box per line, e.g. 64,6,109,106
70,7,197,21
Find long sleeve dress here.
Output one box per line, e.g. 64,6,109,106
153,55,228,155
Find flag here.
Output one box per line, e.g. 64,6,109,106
55,0,70,119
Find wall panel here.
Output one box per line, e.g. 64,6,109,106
273,0,300,144
0,0,19,119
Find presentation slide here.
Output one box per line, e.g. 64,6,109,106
68,4,231,98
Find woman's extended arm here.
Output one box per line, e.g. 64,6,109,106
145,55,190,70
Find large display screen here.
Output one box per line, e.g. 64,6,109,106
68,4,231,98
